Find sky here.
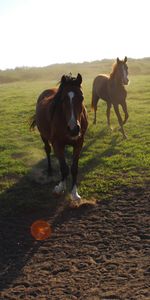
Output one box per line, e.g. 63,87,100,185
0,0,150,70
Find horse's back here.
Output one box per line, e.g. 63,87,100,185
37,88,57,105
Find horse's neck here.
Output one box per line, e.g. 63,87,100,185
49,87,64,118
109,73,124,88
50,99,62,122
108,75,126,100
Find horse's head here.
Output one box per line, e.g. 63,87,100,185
59,73,84,139
115,56,129,85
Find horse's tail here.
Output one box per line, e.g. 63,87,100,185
29,114,36,131
91,77,100,111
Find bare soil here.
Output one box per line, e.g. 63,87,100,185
0,185,150,300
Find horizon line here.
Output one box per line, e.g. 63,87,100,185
0,56,150,72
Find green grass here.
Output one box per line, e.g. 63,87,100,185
0,73,150,215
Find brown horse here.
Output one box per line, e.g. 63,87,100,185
91,57,129,138
30,73,88,201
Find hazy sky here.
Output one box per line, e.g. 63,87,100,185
0,0,150,70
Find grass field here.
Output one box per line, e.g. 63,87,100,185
0,71,150,216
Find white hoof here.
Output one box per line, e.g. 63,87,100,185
53,181,66,195
70,185,81,201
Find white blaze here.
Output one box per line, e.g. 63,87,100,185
122,65,128,84
68,91,76,130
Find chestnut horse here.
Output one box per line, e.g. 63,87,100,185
30,73,88,201
91,57,129,138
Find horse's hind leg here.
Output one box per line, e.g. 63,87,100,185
113,104,127,139
91,91,99,124
41,136,52,175
106,102,112,129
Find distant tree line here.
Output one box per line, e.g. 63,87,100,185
0,58,150,84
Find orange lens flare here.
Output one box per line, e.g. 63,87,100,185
31,220,52,240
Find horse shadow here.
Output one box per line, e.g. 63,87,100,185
0,129,119,291
80,128,120,173
0,167,94,291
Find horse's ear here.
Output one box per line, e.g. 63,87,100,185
77,73,82,85
124,56,127,63
117,57,120,63
61,75,66,84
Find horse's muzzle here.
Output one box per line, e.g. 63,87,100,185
68,124,81,138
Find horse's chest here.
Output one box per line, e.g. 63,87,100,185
108,85,126,103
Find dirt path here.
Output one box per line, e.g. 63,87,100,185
0,185,149,300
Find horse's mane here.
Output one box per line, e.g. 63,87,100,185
109,62,118,79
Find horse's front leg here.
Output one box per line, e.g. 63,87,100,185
53,144,69,196
93,109,97,125
91,93,99,125
70,141,83,201
113,104,127,139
